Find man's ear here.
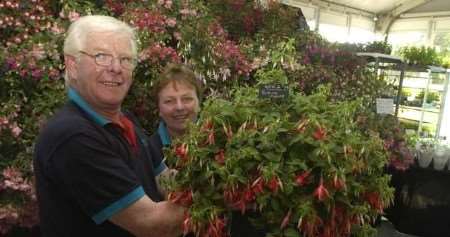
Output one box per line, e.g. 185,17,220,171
64,54,78,82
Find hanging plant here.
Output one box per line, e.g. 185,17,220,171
165,68,394,237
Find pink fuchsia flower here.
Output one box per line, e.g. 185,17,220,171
280,209,292,229
165,17,176,27
173,32,182,41
164,0,173,9
313,177,330,201
295,171,311,186
31,44,45,60
31,69,44,80
2,166,24,183
5,58,18,70
179,8,197,17
11,125,22,137
68,11,80,22
51,23,64,34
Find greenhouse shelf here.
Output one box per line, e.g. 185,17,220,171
357,53,450,138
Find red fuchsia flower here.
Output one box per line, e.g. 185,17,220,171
364,191,384,213
206,217,227,237
206,131,215,145
182,212,192,236
298,215,323,237
214,149,225,165
201,119,213,132
174,143,189,161
295,118,309,133
251,176,264,195
295,171,311,186
313,177,330,202
222,123,233,141
243,186,255,202
313,126,327,141
266,176,280,193
280,209,292,229
168,189,193,207
332,174,345,190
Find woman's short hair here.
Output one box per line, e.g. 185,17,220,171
153,64,203,104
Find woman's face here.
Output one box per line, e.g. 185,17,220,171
158,81,200,137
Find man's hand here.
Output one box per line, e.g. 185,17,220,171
156,168,178,198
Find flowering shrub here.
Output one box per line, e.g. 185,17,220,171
165,69,394,237
0,167,38,235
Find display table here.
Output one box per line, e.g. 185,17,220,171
385,162,450,237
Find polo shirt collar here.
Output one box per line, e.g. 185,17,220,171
157,120,171,146
68,87,111,126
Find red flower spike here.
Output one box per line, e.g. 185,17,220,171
313,177,330,201
280,209,292,229
215,149,226,165
313,126,327,140
295,171,311,186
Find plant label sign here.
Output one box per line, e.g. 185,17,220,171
376,98,394,114
259,84,288,100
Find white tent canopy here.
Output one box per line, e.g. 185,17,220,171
282,0,450,44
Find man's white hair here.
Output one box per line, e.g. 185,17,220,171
63,15,137,87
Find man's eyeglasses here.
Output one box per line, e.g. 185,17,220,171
79,51,136,69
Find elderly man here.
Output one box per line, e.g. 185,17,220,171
34,15,185,237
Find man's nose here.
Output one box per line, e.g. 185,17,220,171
108,57,122,73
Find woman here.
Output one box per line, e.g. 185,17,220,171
148,63,202,182
149,63,264,237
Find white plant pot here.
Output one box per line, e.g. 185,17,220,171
433,152,448,170
418,149,433,168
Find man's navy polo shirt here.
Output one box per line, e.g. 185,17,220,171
34,88,163,237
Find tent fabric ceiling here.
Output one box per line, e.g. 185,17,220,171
299,0,450,15
408,0,450,13
331,0,403,14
